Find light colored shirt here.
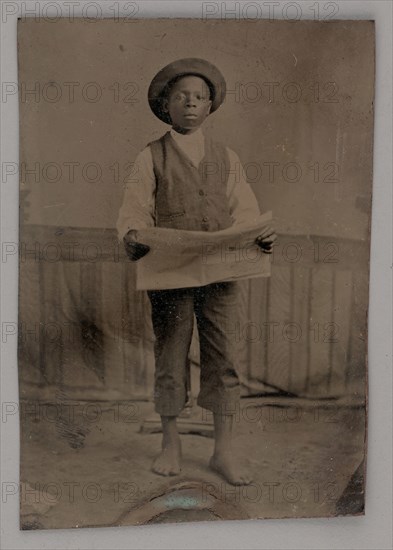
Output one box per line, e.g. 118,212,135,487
116,128,261,240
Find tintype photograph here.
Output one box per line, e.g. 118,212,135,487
17,18,375,529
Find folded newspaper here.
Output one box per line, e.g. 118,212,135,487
135,211,273,290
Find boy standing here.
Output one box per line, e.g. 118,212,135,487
117,58,276,485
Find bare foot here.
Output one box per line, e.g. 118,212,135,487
209,452,252,485
152,438,182,477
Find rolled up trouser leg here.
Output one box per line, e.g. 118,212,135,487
147,288,195,416
194,282,241,415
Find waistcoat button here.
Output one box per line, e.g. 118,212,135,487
199,189,205,196
202,216,209,222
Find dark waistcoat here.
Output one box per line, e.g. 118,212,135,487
149,131,233,231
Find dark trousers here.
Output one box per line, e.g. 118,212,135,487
148,282,241,416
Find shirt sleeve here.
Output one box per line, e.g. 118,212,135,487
225,147,261,224
116,146,156,240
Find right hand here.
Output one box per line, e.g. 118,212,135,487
255,225,277,254
123,230,150,261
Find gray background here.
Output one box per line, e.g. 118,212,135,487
19,19,373,240
1,0,392,549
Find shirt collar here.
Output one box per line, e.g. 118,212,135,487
170,127,204,146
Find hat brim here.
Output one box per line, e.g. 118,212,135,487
148,58,226,124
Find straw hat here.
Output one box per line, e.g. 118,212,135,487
148,58,226,124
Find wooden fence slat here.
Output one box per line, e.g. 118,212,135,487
236,279,251,383
18,260,42,389
290,266,311,394
331,269,353,395
244,278,269,383
266,265,291,392
308,266,334,396
345,269,368,397
101,261,127,392
60,261,103,390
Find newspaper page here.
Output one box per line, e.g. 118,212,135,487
135,212,272,290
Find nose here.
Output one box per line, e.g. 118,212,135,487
185,95,196,107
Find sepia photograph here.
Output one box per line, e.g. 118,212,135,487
15,17,375,529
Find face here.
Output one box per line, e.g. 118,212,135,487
163,75,213,133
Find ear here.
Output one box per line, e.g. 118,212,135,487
162,98,169,113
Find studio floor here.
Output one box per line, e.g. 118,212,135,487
19,397,366,530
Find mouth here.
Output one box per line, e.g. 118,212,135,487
183,113,198,119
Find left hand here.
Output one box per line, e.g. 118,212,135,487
123,230,150,261
255,225,277,254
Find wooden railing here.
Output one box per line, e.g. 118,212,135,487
18,225,369,402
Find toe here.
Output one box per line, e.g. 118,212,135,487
169,464,181,475
152,461,166,476
242,474,252,485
